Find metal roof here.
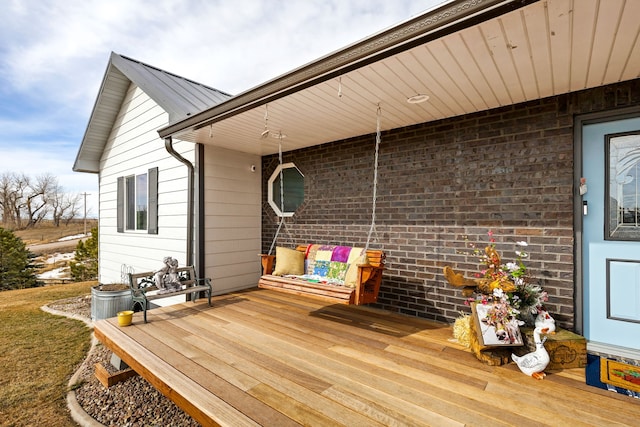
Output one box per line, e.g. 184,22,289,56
73,52,231,173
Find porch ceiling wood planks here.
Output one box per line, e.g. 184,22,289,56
162,0,640,158
93,289,640,427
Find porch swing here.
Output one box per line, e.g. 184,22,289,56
258,104,386,305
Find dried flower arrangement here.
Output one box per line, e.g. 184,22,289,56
445,230,549,336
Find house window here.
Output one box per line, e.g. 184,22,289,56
268,163,304,217
117,167,158,234
126,173,148,230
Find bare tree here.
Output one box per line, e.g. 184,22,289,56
51,187,82,227
23,174,57,228
0,172,81,229
0,173,15,226
62,198,83,226
0,172,29,229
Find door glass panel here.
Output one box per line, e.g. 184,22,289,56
606,131,640,240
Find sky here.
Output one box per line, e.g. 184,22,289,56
0,0,446,217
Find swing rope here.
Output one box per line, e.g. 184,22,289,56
267,103,380,254
365,104,381,252
268,132,285,255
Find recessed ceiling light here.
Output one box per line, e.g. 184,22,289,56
407,94,430,104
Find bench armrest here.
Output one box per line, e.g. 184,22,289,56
193,277,212,287
354,264,385,305
259,254,276,275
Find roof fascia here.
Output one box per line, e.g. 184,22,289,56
72,53,123,173
158,0,538,139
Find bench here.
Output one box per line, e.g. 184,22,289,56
128,265,212,323
258,244,385,305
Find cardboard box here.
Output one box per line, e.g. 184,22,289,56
517,327,587,369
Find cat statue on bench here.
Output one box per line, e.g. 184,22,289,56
153,256,182,294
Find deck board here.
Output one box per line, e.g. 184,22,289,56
94,288,640,427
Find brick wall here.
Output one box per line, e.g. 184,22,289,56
261,79,640,331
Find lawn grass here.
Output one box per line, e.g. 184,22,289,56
11,220,98,245
0,281,96,427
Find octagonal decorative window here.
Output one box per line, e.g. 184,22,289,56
268,163,304,217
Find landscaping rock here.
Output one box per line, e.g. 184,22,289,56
46,295,200,427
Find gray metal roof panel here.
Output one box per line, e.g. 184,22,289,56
74,52,231,173
111,53,231,122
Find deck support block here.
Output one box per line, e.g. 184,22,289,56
95,362,139,388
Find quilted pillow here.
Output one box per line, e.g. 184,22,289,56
344,253,369,288
272,247,304,276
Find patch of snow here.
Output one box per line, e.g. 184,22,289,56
46,252,75,264
38,267,70,279
58,234,88,241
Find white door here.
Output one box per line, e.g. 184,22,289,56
582,117,640,358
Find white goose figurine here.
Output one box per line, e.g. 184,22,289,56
511,327,550,379
535,310,556,334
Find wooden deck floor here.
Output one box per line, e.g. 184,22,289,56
94,288,640,427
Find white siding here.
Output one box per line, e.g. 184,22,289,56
203,146,262,294
98,83,194,283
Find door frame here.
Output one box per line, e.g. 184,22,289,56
573,105,640,351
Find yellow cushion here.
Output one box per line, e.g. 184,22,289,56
272,247,305,276
344,254,369,288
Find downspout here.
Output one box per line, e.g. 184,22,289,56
164,136,194,267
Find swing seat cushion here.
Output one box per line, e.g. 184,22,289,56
268,245,368,287
259,244,385,305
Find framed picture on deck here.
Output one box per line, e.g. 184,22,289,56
471,302,523,348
